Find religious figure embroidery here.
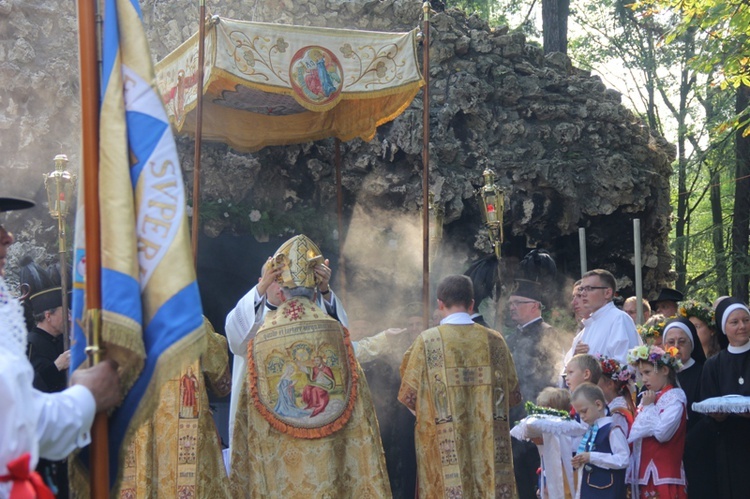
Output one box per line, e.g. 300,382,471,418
273,364,310,418
179,366,199,419
494,371,506,421
434,374,451,423
298,356,335,417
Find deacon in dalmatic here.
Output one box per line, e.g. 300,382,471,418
229,235,391,498
119,318,232,498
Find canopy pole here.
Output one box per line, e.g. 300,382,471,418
191,0,207,264
634,219,644,324
335,138,346,299
578,227,587,277
77,0,108,495
422,1,431,330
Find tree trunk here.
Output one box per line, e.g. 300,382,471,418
732,84,750,301
542,0,569,54
674,38,693,293
710,166,729,295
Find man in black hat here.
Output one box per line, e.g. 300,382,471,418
505,279,568,499
0,195,121,498
650,287,684,318
27,285,71,497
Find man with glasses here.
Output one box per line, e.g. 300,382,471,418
563,269,641,367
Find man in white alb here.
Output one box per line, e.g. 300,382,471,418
563,269,641,367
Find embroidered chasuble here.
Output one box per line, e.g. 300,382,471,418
120,320,232,498
399,324,522,498
229,297,391,498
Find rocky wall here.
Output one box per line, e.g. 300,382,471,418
1,0,676,318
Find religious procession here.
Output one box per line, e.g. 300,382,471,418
2,0,750,498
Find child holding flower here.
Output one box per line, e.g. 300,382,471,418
626,345,688,499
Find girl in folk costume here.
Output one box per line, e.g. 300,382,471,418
570,383,629,499
626,345,687,499
596,355,636,436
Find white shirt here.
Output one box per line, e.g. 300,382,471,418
0,351,96,496
440,312,474,325
564,302,641,367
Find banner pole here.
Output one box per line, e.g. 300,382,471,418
76,0,108,495
422,1,431,331
191,0,207,264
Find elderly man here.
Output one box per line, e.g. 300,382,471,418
0,196,121,498
563,269,641,367
229,235,389,497
623,296,652,325
399,275,521,498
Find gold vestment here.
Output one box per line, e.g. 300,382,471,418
119,320,231,498
229,297,391,498
399,324,522,498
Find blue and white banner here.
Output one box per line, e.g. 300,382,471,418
70,0,205,494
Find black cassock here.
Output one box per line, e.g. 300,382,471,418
679,361,717,499
700,347,750,499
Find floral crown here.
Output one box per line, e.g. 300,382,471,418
677,299,715,329
637,320,666,345
596,354,636,383
627,345,682,371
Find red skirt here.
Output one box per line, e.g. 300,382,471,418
638,481,687,499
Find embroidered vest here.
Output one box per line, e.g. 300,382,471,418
581,423,627,499
639,387,686,482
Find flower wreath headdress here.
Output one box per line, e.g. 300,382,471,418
627,344,683,371
596,354,636,383
637,320,667,345
677,299,715,330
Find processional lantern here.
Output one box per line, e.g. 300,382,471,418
43,153,77,350
44,154,76,219
479,168,504,261
428,192,444,262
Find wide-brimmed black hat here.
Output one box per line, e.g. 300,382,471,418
649,288,684,309
510,279,542,303
29,286,63,314
0,196,35,213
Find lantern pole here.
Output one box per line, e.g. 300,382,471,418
421,1,431,331
44,154,76,351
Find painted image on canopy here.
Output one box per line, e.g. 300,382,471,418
290,46,343,106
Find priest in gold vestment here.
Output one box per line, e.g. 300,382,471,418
399,274,522,498
119,319,231,498
229,235,391,498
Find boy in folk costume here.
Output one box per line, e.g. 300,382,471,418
626,345,688,498
570,383,629,499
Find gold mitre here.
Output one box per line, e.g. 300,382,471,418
267,234,324,289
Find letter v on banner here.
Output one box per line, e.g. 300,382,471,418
70,0,206,496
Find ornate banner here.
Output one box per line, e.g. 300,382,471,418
155,17,424,151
